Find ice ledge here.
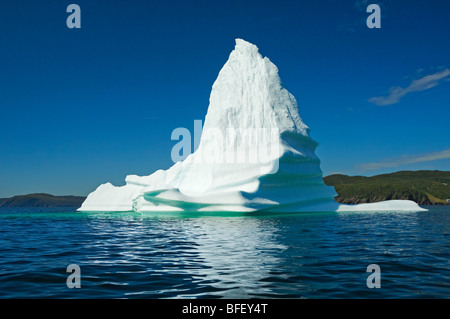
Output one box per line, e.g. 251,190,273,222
337,200,427,212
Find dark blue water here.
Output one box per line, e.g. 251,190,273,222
0,206,449,298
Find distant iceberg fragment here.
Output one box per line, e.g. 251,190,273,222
78,39,426,213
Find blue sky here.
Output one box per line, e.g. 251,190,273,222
0,0,449,197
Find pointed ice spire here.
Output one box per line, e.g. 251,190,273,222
202,39,309,139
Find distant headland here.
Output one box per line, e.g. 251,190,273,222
0,193,85,208
0,170,448,208
324,170,450,205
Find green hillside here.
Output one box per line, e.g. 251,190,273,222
323,170,450,205
0,193,86,208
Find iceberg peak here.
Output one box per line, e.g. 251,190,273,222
234,38,260,55
207,38,309,138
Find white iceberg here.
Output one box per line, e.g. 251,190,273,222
78,39,426,213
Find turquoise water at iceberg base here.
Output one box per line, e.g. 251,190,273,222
0,206,449,298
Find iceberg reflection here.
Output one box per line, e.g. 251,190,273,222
175,217,287,298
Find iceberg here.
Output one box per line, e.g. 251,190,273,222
78,39,426,213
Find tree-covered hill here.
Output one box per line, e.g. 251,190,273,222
323,170,450,205
0,193,85,208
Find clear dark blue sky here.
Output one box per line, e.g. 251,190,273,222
0,0,449,197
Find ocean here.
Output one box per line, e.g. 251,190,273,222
0,206,449,298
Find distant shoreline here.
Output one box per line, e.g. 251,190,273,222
1,170,449,208
324,170,450,205
0,193,85,208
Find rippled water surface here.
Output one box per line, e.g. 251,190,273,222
0,206,449,298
